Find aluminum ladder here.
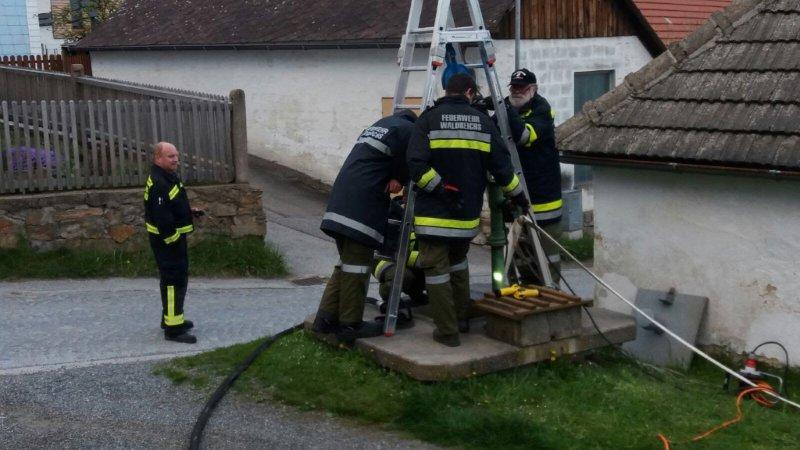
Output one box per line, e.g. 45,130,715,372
383,0,555,336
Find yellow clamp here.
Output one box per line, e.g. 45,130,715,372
498,284,540,299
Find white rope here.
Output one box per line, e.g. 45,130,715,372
525,216,800,410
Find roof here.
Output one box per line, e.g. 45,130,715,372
632,0,733,44
558,0,800,176
73,0,513,50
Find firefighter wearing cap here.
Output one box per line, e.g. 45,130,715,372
314,110,417,344
508,68,563,278
144,142,198,344
407,73,529,347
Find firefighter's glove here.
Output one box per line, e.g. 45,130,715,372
434,183,464,211
510,192,530,215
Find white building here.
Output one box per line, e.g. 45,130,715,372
73,0,666,187
558,0,800,363
0,0,65,56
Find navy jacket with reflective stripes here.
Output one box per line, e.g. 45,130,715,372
406,96,520,241
320,110,417,248
144,164,193,245
516,94,562,220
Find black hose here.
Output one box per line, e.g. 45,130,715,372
750,340,790,396
188,323,304,450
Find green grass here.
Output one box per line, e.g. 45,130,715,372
0,235,287,279
159,332,800,449
559,233,594,261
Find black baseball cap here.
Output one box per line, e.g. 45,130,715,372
509,69,537,86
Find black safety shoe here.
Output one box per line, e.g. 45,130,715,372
161,319,194,330
336,321,383,345
311,311,339,334
433,330,461,347
458,319,470,334
164,331,197,344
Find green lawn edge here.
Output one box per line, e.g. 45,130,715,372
0,235,287,279
157,331,800,450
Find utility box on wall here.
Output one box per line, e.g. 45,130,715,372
561,188,583,238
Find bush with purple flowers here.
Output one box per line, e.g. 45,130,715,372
6,147,61,172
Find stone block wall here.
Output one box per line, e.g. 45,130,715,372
0,183,266,251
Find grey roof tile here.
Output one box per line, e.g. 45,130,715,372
559,0,800,172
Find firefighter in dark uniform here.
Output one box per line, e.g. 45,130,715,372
407,74,529,347
507,69,563,280
314,110,417,344
144,142,198,344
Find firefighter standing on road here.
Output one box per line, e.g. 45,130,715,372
407,74,529,347
507,69,563,279
144,142,201,344
314,110,417,344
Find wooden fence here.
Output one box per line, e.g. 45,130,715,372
0,64,226,104
0,52,93,75
0,98,234,194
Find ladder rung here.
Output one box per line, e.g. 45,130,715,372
464,63,484,69
410,27,434,33
402,66,428,72
395,104,422,110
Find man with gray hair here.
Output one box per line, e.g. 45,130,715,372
143,142,200,343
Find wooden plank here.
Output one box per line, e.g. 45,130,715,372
96,100,108,187
105,100,118,187
208,101,221,182
30,101,45,192
493,296,540,311
13,101,28,193
132,100,144,184
174,100,190,182
87,100,100,187
222,100,233,182
67,100,80,189
46,100,61,190
75,100,88,189
0,101,10,193
190,100,203,182
474,299,523,319
115,100,127,186
158,99,167,146
149,99,159,147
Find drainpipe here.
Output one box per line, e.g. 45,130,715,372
514,0,521,70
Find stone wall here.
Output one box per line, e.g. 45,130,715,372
0,183,266,251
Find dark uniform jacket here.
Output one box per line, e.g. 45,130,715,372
320,110,417,249
144,164,194,245
516,93,562,222
406,95,522,240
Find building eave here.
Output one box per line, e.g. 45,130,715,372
68,39,403,52
561,153,800,180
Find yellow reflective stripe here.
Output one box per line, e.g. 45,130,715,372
533,199,563,213
373,259,390,278
550,109,556,119
143,188,149,201
163,231,181,244
163,285,183,326
501,175,520,193
430,139,490,152
521,109,532,118
407,250,420,268
176,224,194,234
524,123,538,147
414,216,480,229
145,223,160,234
164,313,184,326
168,184,180,200
146,176,153,187
409,231,416,241
417,168,438,189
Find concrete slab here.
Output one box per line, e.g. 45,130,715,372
306,306,636,381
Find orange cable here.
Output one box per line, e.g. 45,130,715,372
658,382,776,449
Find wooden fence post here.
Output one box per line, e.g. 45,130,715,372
69,64,84,100
229,89,248,183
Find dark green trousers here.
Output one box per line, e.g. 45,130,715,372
417,239,470,336
318,237,374,324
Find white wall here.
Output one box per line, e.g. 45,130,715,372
92,48,428,184
592,166,800,363
90,36,651,185
25,0,41,54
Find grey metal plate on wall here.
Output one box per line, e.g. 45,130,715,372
623,288,708,370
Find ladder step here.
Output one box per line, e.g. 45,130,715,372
410,27,434,33
395,104,422,110
401,66,428,72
